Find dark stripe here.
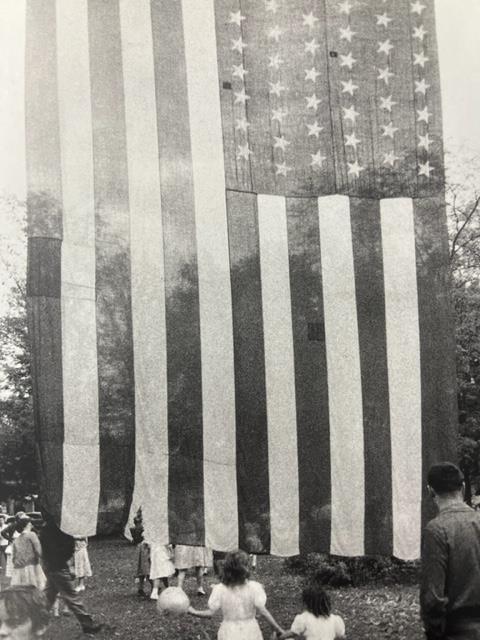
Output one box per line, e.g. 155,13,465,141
414,196,457,527
25,0,64,523
151,0,205,545
286,196,331,554
350,197,393,556
227,190,270,553
88,0,135,534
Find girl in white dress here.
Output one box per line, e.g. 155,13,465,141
188,550,284,640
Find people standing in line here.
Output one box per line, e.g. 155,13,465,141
0,585,49,640
74,537,92,592
10,517,45,591
188,550,284,639
40,515,103,635
421,461,480,639
148,544,175,601
174,545,211,595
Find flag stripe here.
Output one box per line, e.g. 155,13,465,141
88,0,135,533
25,0,64,523
119,0,169,544
258,195,299,556
414,196,457,527
350,197,393,556
318,195,365,556
286,197,331,554
151,0,204,544
182,0,238,551
381,197,421,560
227,190,270,553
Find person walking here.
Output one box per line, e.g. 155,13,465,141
421,462,480,639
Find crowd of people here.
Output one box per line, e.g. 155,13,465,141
0,461,478,639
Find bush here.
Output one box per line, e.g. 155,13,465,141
284,553,420,587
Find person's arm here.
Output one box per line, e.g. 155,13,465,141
187,606,214,618
278,631,299,639
256,605,285,635
420,525,448,640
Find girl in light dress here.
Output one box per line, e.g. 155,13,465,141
10,517,46,591
149,543,175,601
278,579,345,640
188,550,285,640
174,545,212,595
74,537,92,592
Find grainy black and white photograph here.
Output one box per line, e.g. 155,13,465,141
0,0,479,638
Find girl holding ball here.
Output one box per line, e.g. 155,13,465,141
188,550,285,640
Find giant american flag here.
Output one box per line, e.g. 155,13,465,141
25,0,456,560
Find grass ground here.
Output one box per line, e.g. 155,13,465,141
42,537,424,640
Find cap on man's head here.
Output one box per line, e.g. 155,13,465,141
427,462,464,494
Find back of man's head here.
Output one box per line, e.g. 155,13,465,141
427,462,464,495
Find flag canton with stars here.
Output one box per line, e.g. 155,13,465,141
215,0,444,198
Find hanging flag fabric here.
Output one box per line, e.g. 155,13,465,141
25,0,456,560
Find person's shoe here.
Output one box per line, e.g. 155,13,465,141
150,588,159,601
197,586,206,596
83,623,104,635
76,584,86,592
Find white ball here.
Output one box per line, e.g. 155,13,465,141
157,587,190,615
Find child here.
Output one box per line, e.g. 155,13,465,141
130,513,151,597
188,550,285,639
0,585,49,639
10,517,46,591
73,537,92,592
278,580,345,640
149,543,175,601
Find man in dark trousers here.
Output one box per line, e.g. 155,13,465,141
40,515,103,635
421,462,480,639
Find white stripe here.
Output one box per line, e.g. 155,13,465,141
258,195,299,556
182,0,238,550
56,0,99,536
381,198,422,560
318,195,365,556
119,0,169,545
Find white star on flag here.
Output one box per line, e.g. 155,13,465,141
415,79,430,95
381,122,398,138
311,150,327,168
340,52,356,69
414,52,429,67
305,68,321,82
413,25,428,40
341,79,359,96
378,39,394,55
303,12,319,29
268,54,284,69
418,160,434,177
235,118,250,132
343,105,360,123
411,1,426,15
268,26,283,42
377,67,394,84
306,121,323,138
275,162,291,176
344,132,361,148
273,136,290,151
383,151,400,166
338,0,352,14
339,26,356,42
272,107,288,123
229,11,245,26
237,144,253,160
234,88,250,104
231,37,247,53
347,160,364,177
305,39,320,55
232,64,248,80
265,0,279,13
418,133,432,150
306,94,321,110
376,13,392,27
417,106,432,123
269,81,287,97
379,95,397,112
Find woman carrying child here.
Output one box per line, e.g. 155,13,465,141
188,550,285,640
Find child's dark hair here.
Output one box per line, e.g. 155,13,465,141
222,550,250,586
302,579,331,618
0,585,49,632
